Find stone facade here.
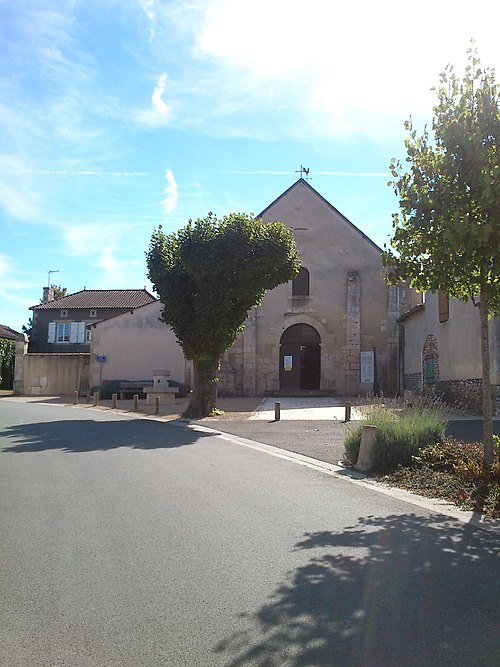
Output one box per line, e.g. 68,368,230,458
221,179,418,397
399,292,499,414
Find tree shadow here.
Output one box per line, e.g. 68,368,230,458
1,418,212,453
216,513,500,666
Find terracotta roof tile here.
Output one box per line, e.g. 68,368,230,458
32,289,157,310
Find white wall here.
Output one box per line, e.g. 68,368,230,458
89,301,186,388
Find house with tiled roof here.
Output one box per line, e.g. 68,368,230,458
28,287,156,353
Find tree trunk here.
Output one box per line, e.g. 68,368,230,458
479,292,494,472
182,357,218,419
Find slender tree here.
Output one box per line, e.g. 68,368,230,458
383,47,500,471
146,212,300,418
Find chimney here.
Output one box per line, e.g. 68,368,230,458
43,286,54,303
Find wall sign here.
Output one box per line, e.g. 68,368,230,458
283,355,293,372
360,351,374,383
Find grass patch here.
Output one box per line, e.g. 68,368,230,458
343,396,450,474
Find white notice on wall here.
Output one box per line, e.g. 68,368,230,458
283,355,293,372
360,351,374,383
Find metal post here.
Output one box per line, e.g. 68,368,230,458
111,393,117,409
274,401,281,421
345,401,351,422
133,394,138,411
93,391,99,407
154,396,160,415
73,390,78,405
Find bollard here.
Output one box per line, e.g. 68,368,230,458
133,394,139,411
73,390,78,405
93,391,99,407
154,395,160,415
345,401,352,422
111,393,117,409
354,425,377,472
274,401,281,421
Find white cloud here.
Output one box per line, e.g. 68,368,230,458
155,0,500,140
63,224,119,257
161,169,178,213
0,155,44,221
140,0,156,22
152,73,169,116
97,245,144,286
137,73,171,127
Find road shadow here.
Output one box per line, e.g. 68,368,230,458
1,418,212,453
216,513,500,666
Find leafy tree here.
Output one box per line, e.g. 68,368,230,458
383,47,500,471
0,338,15,389
146,212,300,418
51,284,68,299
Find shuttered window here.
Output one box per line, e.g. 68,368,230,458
438,290,449,323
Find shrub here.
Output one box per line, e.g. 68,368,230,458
343,396,450,474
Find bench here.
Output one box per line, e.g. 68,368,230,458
119,381,152,400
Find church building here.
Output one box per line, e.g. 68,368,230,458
216,178,418,396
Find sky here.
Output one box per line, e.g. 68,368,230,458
1,0,499,331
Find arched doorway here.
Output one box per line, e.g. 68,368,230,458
279,324,321,390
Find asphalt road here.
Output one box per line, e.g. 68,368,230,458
1,399,499,667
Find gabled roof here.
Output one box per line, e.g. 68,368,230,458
31,289,157,311
258,178,382,253
0,324,24,340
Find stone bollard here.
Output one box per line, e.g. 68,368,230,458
133,394,139,411
344,401,352,422
93,391,99,407
274,401,281,421
73,390,78,405
154,396,160,415
354,425,377,472
111,393,117,409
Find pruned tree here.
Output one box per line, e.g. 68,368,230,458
146,212,300,418
383,47,500,471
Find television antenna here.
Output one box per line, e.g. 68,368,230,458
47,269,60,286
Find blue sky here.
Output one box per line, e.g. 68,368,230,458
1,0,499,331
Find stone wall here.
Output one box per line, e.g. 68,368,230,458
14,339,90,396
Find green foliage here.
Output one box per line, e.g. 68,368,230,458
383,47,500,315
0,338,16,389
146,212,300,365
382,46,500,469
146,211,300,417
343,397,450,474
51,284,68,299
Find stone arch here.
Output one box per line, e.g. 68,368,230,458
279,323,321,390
422,334,439,388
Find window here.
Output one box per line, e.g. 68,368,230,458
47,321,89,344
292,267,310,296
438,290,449,323
57,322,71,343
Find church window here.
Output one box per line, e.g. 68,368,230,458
292,267,310,296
